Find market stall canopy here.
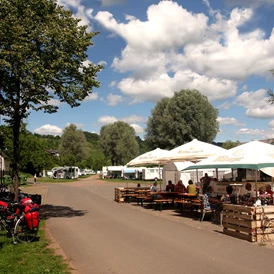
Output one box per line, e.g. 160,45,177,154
156,139,227,163
127,148,170,166
183,140,274,171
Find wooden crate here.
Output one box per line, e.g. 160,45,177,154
222,204,257,242
222,204,274,242
114,187,125,203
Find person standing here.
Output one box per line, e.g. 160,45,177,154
34,173,37,184
200,173,212,194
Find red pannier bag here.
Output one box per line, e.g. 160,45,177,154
24,211,40,229
0,200,8,213
20,198,40,229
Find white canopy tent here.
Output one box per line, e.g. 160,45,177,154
127,148,170,166
156,139,227,163
183,140,274,196
162,161,192,187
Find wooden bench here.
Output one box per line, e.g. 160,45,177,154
153,199,174,211
136,196,154,207
122,193,139,203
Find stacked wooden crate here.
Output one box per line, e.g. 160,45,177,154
114,187,125,203
222,204,274,242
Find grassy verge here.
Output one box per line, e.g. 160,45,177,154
0,220,72,274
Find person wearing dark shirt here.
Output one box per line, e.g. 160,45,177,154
166,180,175,192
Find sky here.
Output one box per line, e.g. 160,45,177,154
23,0,274,143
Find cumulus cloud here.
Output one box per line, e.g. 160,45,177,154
57,0,93,31
34,124,63,136
225,0,274,7
121,115,147,123
65,122,84,129
234,127,274,139
98,60,107,66
234,89,274,118
109,81,117,88
118,70,237,102
97,115,118,125
218,117,245,126
106,93,125,106
94,0,274,104
130,124,144,134
101,0,127,7
84,92,99,101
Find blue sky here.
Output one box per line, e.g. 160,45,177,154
25,0,274,143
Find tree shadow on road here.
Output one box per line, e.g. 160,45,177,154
40,204,88,219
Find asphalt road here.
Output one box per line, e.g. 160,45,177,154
40,177,274,274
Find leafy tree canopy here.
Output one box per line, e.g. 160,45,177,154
222,140,241,149
0,0,103,199
59,124,89,166
99,121,139,165
145,89,219,150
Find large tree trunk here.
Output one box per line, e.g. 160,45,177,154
12,113,21,201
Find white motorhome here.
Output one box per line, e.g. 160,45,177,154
51,166,80,179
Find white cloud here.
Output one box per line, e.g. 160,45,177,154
98,60,107,66
94,1,274,104
106,93,125,106
84,92,98,101
97,115,118,125
130,124,144,134
118,70,237,102
101,0,127,7
234,127,274,139
234,89,274,118
218,117,245,126
34,124,63,135
109,81,117,88
225,0,274,7
217,102,232,110
269,120,274,127
235,128,264,135
65,122,84,129
121,115,147,123
57,0,93,31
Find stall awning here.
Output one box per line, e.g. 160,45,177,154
123,169,136,173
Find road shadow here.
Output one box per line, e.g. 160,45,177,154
40,204,88,219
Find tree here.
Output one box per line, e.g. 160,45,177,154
1,124,55,175
222,140,241,149
0,0,103,200
99,121,139,165
59,124,89,166
145,89,219,149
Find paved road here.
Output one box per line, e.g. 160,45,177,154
28,177,274,274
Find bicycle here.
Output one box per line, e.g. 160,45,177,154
0,200,39,244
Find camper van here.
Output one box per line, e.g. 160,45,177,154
51,166,80,179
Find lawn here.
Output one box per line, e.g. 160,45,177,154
0,220,72,274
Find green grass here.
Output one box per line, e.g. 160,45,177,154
0,220,72,274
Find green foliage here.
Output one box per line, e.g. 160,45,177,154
145,89,219,149
222,140,241,149
0,0,102,199
1,124,55,174
99,121,139,165
83,131,99,145
0,220,71,274
59,124,90,166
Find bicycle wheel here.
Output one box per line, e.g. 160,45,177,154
14,217,39,243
